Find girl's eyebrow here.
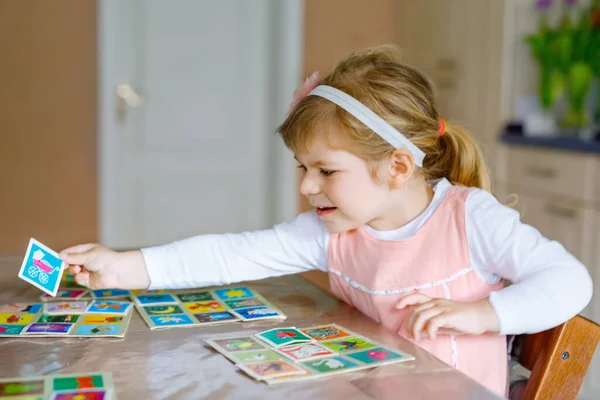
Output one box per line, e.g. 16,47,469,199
294,156,332,167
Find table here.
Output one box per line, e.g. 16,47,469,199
0,255,503,399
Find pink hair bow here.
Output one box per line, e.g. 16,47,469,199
287,71,320,114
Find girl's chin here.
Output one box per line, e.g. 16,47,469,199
322,218,362,234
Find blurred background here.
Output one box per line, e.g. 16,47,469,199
1,0,599,397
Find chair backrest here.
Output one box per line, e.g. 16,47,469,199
510,315,600,400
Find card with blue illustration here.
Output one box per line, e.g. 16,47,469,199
86,300,132,315
18,238,65,296
91,289,131,299
133,285,286,330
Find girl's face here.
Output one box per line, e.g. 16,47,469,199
295,138,391,233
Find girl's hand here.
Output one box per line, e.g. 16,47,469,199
395,292,500,341
59,244,150,290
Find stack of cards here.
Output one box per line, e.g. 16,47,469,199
133,286,286,330
205,324,415,384
0,300,133,337
0,372,116,399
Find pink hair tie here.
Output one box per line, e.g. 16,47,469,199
438,118,446,136
287,71,320,114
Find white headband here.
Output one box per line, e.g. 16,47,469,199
308,85,426,167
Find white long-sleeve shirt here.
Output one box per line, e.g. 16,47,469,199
141,178,593,336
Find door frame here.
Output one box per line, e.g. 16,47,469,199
97,0,303,248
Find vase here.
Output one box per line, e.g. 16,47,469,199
524,108,559,137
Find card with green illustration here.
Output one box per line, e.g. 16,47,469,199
255,327,314,348
227,349,286,363
205,335,268,355
345,347,411,365
320,337,377,353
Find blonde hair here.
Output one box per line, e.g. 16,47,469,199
278,44,491,192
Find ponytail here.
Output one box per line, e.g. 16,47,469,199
424,122,491,192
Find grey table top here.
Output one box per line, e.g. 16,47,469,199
0,254,503,399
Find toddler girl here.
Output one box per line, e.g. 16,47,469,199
60,45,592,396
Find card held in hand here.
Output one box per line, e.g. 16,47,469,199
18,238,65,297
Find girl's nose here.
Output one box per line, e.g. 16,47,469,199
300,173,320,196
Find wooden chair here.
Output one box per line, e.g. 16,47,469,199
509,315,600,400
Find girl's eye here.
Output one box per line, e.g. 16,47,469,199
297,165,307,171
321,169,336,176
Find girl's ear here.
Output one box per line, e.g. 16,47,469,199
388,149,415,189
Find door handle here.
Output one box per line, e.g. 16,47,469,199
116,83,143,123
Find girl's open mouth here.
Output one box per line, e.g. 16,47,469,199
316,207,337,217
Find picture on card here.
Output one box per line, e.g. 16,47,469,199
0,303,42,314
345,347,411,364
236,360,308,381
320,337,377,353
23,322,74,335
40,289,89,302
91,289,131,299
274,342,338,362
85,300,132,315
133,293,178,306
255,327,314,348
227,349,285,363
177,291,213,302
300,324,352,341
205,335,268,355
44,301,88,315
193,311,240,324
213,287,254,300
18,238,65,296
231,306,284,321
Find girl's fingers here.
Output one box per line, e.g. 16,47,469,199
59,243,96,256
68,265,82,275
412,307,445,341
426,314,452,340
74,271,90,288
396,293,432,309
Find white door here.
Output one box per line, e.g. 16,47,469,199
99,0,302,249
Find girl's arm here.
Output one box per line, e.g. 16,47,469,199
466,189,593,335
141,211,330,290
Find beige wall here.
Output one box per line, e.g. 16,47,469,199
0,1,97,253
299,0,398,213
